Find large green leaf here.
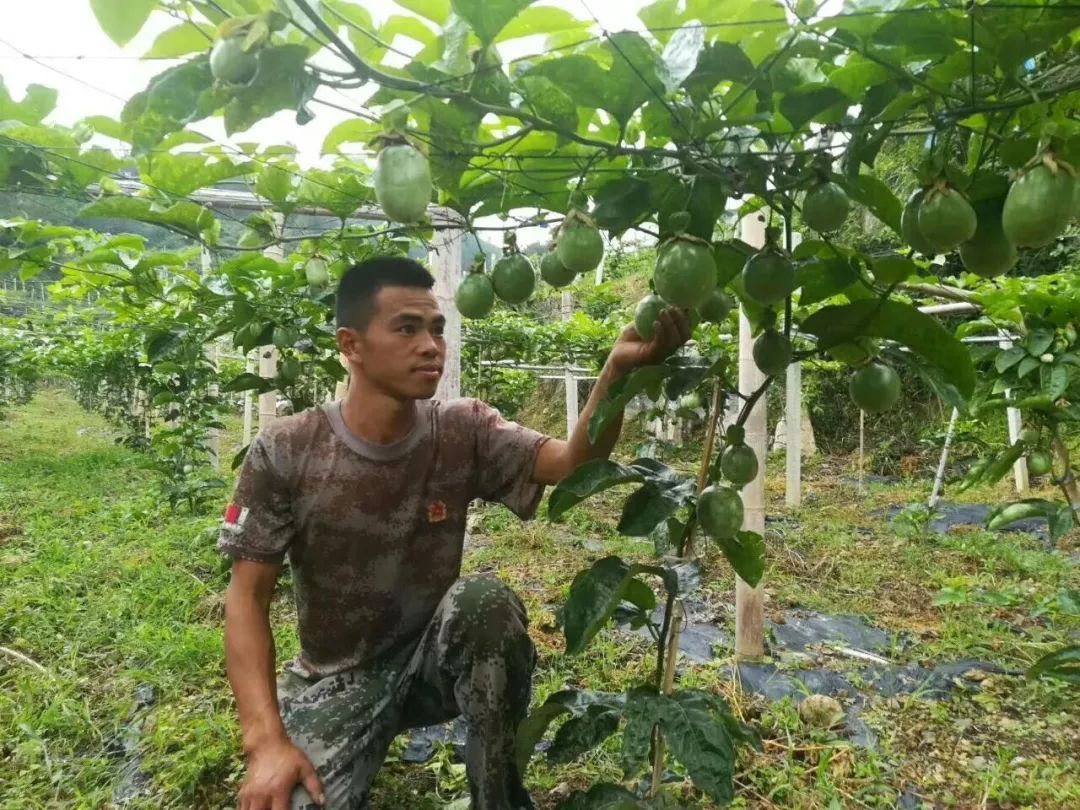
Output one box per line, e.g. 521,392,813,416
122,57,217,153
514,689,622,773
617,478,695,537
78,197,219,243
547,704,622,764
586,364,671,443
515,76,578,136
395,0,451,24
91,0,156,47
548,460,646,520
0,80,58,125
560,784,647,810
800,299,976,399
223,45,318,135
1028,645,1080,684
795,257,859,307
714,531,766,587
683,42,755,103
140,153,256,197
295,168,370,220
778,84,848,129
145,22,211,58
836,174,903,235
497,6,589,41
564,556,655,655
591,177,654,235
450,0,537,45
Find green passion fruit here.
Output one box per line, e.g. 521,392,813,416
455,272,495,319
374,143,433,223
304,257,330,287
753,329,792,377
901,190,942,256
848,361,901,413
721,443,759,488
492,253,536,304
557,219,604,274
802,181,851,233
698,485,744,540
700,289,734,323
634,294,667,341
958,198,1018,278
210,37,258,85
540,250,577,288
1019,427,1040,445
653,237,716,307
1027,449,1053,476
1002,162,1077,247
917,185,977,250
742,249,795,307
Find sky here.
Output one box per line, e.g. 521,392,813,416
0,0,651,166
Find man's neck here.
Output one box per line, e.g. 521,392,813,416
339,385,418,445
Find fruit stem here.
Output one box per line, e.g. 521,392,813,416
649,377,725,799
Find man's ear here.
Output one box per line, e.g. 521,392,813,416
337,326,363,369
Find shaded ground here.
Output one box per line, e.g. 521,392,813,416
1,391,1078,809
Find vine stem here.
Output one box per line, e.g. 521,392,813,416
649,377,724,798
1050,431,1080,523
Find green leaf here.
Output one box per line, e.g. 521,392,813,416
682,42,755,103
995,346,1026,373
140,153,256,197
661,690,740,804
396,0,451,24
221,372,275,393
1050,504,1075,544
255,163,297,214
223,45,318,136
1028,645,1080,684
1041,363,1069,400
827,54,891,99
145,22,211,58
295,168,370,220
871,254,915,286
78,197,219,243
91,0,156,47
620,686,660,777
659,23,706,94
837,174,903,235
1024,328,1055,357
560,784,647,810
796,257,859,306
548,705,622,764
514,689,622,773
450,0,537,45
322,119,382,155
714,531,765,587
548,460,646,520
1017,356,1041,379
779,84,848,129
587,365,671,443
497,7,588,41
958,443,1025,492
0,79,58,125
591,177,654,235
564,556,636,655
515,75,578,136
122,56,217,153
800,299,976,399
617,479,695,537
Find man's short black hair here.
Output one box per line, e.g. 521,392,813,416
335,256,435,331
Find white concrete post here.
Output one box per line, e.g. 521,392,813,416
785,360,802,508
562,290,578,437
201,247,220,471
429,210,464,401
242,352,254,447
1000,338,1029,494
259,214,284,431
736,214,766,658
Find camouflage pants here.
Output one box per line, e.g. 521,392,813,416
277,575,536,810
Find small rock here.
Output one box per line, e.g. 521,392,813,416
798,694,844,728
549,783,572,800
971,755,988,769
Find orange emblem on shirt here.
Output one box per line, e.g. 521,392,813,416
427,500,448,523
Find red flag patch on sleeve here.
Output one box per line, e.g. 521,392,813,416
223,503,249,533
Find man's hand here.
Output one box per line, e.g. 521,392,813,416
239,737,324,810
607,306,692,375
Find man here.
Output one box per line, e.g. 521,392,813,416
220,256,690,810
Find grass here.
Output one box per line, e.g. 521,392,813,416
1,390,1078,809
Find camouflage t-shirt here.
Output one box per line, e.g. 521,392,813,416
218,398,549,678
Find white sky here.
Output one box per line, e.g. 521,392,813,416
0,0,649,166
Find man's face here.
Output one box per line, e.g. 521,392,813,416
339,285,446,400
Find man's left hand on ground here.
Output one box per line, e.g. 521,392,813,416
607,306,693,375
